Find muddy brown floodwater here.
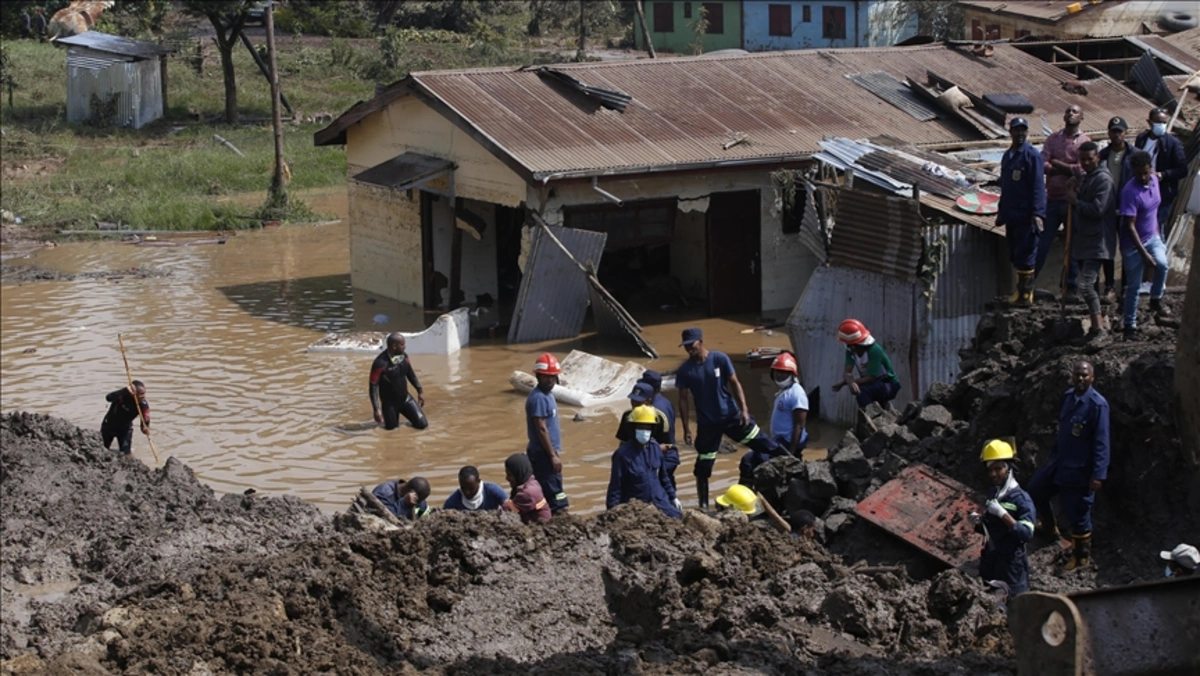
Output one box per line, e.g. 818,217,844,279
0,222,841,513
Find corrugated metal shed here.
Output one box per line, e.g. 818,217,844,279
508,225,606,344
56,32,174,60
66,53,162,129
828,190,925,283
317,43,1154,179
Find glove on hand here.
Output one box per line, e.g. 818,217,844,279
673,498,683,511
986,500,1006,518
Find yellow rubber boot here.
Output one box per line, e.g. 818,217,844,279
1065,533,1092,571
1019,269,1035,304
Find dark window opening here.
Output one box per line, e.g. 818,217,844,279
986,23,1001,40
971,19,982,40
780,185,808,235
684,2,692,19
653,2,674,32
703,2,724,34
769,4,792,37
1016,28,1031,38
802,5,811,23
823,6,845,40
565,199,676,250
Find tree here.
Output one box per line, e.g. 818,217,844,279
181,0,253,124
875,0,965,43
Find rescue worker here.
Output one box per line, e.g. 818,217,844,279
443,465,508,512
606,405,681,518
738,351,808,486
369,333,428,430
101,380,150,455
1027,360,1110,571
1118,151,1170,340
616,382,681,504
371,476,431,520
525,353,568,514
675,327,778,510
996,116,1046,305
1036,105,1090,294
1160,543,1198,577
501,453,551,524
971,440,1035,597
1132,107,1187,227
1067,141,1116,340
637,370,681,492
789,509,818,540
832,319,901,409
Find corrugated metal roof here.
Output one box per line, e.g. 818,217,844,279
1130,50,1176,107
56,32,174,59
846,71,940,121
828,189,925,283
1128,34,1200,72
351,153,453,190
508,225,606,343
318,42,1154,178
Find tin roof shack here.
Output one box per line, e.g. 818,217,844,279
958,0,1191,41
58,32,174,129
314,42,1151,342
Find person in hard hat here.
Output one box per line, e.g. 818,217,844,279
369,333,428,430
616,382,680,506
738,351,808,485
971,439,1035,596
606,405,681,518
501,453,551,524
372,476,432,521
525,353,568,514
1160,543,1198,577
1027,360,1110,571
638,370,681,493
715,484,762,517
996,116,1046,305
102,380,150,455
832,320,901,409
676,327,779,510
443,465,508,512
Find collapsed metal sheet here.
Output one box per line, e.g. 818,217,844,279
584,262,657,359
847,71,940,121
508,225,606,344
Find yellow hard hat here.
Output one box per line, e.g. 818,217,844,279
715,484,761,515
630,405,658,425
980,439,1015,462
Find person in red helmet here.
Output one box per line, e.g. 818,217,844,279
737,350,808,485
525,353,568,514
832,319,901,409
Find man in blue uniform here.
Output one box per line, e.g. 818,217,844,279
526,353,568,514
638,370,680,494
607,405,681,518
675,327,777,510
972,440,1035,596
1027,360,1110,570
372,476,431,520
616,382,681,506
996,117,1047,305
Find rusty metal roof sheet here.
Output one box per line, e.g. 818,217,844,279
351,152,453,190
828,189,925,283
56,32,174,59
847,71,940,121
1128,34,1200,72
957,0,1143,24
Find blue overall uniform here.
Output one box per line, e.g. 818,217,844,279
371,479,431,520
616,405,679,494
651,391,681,490
997,141,1047,270
978,483,1036,596
1027,387,1110,535
676,350,777,479
606,438,681,519
526,388,569,513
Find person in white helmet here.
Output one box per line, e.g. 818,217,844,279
1160,543,1198,577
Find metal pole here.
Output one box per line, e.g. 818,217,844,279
117,334,159,465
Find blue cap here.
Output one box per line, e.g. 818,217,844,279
639,370,662,388
629,382,653,403
680,327,703,346
1009,117,1029,130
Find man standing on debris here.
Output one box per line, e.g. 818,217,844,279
526,353,568,514
995,117,1046,304
1118,151,1171,340
739,351,808,486
1133,107,1187,228
607,405,681,518
616,382,680,506
1037,105,1090,296
369,333,428,430
1098,116,1133,302
676,328,777,510
371,476,431,520
832,319,901,410
101,380,150,455
1028,360,1110,571
1067,141,1116,340
972,440,1035,596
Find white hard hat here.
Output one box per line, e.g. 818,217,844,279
1159,543,1199,570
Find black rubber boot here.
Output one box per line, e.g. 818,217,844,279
697,478,709,512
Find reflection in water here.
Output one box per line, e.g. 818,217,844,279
1,223,842,514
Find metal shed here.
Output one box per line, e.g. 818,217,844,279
58,32,174,129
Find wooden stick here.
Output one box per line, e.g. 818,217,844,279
212,134,244,157
756,491,792,534
1060,203,1073,304
1166,69,1199,133
118,334,159,465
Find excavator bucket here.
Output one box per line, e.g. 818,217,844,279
854,464,982,568
1010,576,1200,676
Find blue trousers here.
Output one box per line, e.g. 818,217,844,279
1035,199,1078,287
528,449,569,514
980,545,1030,597
1027,468,1094,535
663,446,680,492
1121,235,1168,329
1005,216,1039,270
694,416,775,479
856,379,901,408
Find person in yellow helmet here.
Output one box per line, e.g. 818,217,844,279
606,405,680,518
971,440,1036,597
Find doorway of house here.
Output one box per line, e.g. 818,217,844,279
707,190,762,316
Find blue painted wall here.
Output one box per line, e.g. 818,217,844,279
742,1,916,51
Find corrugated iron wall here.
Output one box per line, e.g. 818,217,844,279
508,226,606,344
67,49,162,129
828,190,924,283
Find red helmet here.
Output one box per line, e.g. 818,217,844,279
838,319,871,345
533,353,562,375
771,353,798,374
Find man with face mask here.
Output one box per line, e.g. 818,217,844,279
1160,543,1198,577
526,353,568,514
972,440,1036,596
616,382,680,506
606,405,681,518
1133,107,1187,229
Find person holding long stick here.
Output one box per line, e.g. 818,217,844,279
101,380,150,456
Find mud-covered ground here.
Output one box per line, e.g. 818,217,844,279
0,264,173,283
1,293,1192,675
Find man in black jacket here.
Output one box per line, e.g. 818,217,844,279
369,333,428,430
102,381,150,455
1133,107,1188,228
1067,142,1116,340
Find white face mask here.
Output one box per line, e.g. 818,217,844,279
775,375,794,389
635,429,652,444
1151,122,1167,137
462,486,484,510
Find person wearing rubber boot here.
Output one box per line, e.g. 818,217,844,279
995,117,1046,305
369,333,428,430
525,353,569,515
1067,141,1116,341
739,352,808,485
832,319,901,410
971,440,1036,596
1027,360,1110,571
606,405,681,518
616,382,680,502
676,327,777,510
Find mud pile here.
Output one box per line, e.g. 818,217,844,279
1,413,1013,675
0,264,172,283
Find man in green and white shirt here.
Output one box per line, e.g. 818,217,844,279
831,318,901,409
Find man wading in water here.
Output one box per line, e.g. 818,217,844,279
369,333,428,430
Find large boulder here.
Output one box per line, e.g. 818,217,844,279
831,442,871,498
907,404,953,438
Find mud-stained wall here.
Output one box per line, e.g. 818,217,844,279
671,210,707,301
347,181,423,307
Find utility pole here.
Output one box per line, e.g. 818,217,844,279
266,2,287,208
576,0,585,61
635,1,656,58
